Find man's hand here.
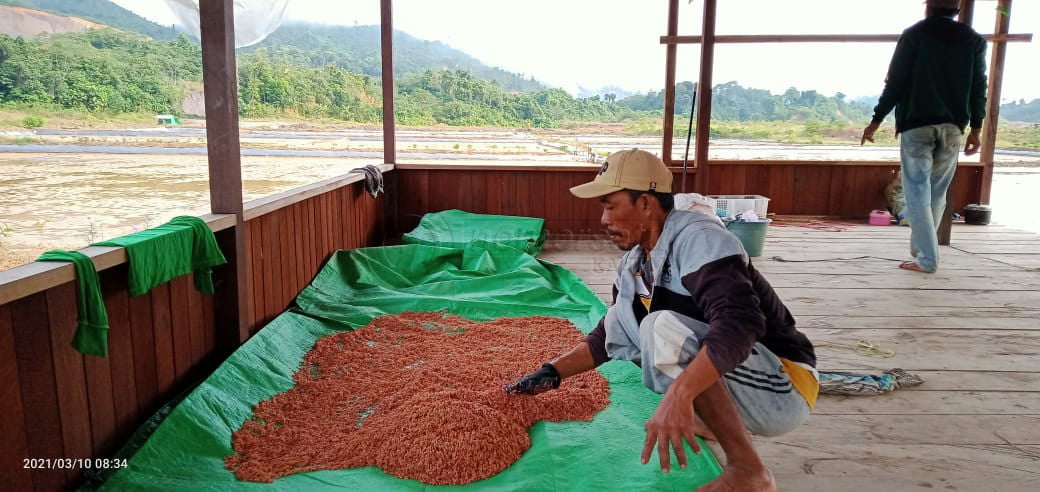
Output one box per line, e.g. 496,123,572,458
861,122,881,145
964,128,982,156
504,363,561,395
641,391,701,473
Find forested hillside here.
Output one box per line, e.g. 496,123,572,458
620,81,875,123
0,0,181,40
0,30,198,112
245,24,545,93
1,0,545,93
1001,99,1040,123
0,29,624,127
1,1,1035,134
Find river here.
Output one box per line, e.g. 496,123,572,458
1,130,1037,269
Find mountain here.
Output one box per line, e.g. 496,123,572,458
0,0,180,40
1001,98,1040,123
1,0,546,92
618,81,876,123
243,23,546,93
0,5,106,37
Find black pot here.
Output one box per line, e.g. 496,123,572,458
963,204,992,225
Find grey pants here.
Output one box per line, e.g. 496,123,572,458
638,310,811,437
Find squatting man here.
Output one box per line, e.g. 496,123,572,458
506,149,818,492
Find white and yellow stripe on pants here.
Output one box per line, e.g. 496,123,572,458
636,310,814,437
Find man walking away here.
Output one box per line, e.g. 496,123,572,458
861,0,987,273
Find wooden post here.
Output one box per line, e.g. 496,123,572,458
381,0,396,165
692,0,716,193
979,0,1010,205
661,0,679,166
938,0,978,245
959,0,975,24
200,0,250,347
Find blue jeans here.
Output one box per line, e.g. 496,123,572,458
899,123,962,272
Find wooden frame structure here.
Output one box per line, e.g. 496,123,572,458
0,1,1033,490
659,0,1030,228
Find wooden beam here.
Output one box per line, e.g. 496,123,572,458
660,33,1031,44
661,0,679,166
242,164,394,221
979,0,1011,205
959,0,975,25
200,0,250,347
939,0,979,245
381,0,396,164
692,0,716,193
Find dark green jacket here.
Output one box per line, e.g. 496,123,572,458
871,15,987,133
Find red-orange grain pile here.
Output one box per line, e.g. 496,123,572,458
226,312,611,485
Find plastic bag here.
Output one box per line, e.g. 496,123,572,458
164,0,289,48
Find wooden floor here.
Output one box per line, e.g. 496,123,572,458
539,222,1040,491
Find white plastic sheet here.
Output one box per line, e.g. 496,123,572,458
674,193,724,225
164,0,289,48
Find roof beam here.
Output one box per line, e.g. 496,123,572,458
661,0,679,170
660,33,1032,44
200,0,250,346
692,0,717,193
381,0,396,165
979,0,1013,204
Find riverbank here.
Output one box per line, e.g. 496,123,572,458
3,149,1038,270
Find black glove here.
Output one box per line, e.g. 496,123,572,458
503,363,561,395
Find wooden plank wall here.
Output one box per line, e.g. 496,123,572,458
395,165,982,236
0,266,217,492
394,169,605,237
690,164,983,217
244,182,386,333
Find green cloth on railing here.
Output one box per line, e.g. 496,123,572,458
402,209,547,255
168,216,228,294
36,250,109,357
96,216,227,297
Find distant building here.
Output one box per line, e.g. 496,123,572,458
156,114,181,125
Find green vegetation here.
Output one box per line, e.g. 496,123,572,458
246,24,546,93
0,30,199,112
996,123,1040,150
0,10,1036,149
395,71,636,127
622,81,875,124
20,115,42,128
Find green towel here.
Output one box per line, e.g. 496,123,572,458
96,216,227,297
168,215,228,295
36,250,110,357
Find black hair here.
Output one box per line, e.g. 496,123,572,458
931,7,959,18
624,189,675,212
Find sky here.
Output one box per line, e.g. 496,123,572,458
111,0,1039,102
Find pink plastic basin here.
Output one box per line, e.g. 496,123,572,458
869,209,893,226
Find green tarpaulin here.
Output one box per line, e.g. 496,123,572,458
101,240,721,491
402,209,547,255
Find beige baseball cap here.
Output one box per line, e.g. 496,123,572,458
570,149,673,198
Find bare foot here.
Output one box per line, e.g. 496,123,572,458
696,465,776,492
692,414,717,441
899,261,933,273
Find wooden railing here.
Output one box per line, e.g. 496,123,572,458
0,166,390,491
393,161,984,236
242,169,390,331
